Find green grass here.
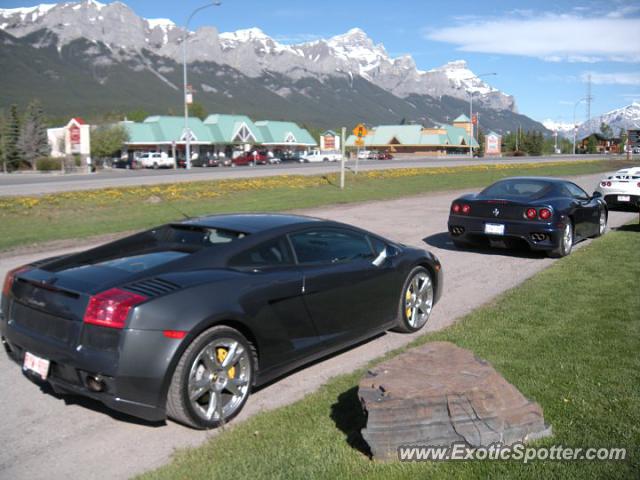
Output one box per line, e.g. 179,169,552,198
139,224,640,480
0,159,632,252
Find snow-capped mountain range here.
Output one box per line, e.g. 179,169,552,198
543,103,640,139
0,0,515,111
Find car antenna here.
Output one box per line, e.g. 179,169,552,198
156,190,193,221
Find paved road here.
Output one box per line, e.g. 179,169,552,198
0,171,635,479
0,154,617,196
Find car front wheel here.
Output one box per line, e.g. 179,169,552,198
393,266,434,333
167,325,255,429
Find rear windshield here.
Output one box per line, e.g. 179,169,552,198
97,251,188,272
480,180,552,199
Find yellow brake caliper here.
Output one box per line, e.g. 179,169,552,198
216,347,236,379
405,288,412,319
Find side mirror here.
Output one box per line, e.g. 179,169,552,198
592,191,603,198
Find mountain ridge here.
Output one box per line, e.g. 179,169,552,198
0,0,543,132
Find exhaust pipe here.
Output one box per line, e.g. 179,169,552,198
86,375,106,393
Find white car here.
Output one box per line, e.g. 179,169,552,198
300,149,342,163
595,167,640,212
138,152,176,169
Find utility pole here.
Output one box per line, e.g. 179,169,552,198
182,1,221,170
585,74,593,124
340,127,346,190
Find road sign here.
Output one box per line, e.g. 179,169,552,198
472,114,478,125
353,124,368,138
355,138,365,147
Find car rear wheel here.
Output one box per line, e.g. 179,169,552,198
167,325,255,429
393,266,434,333
549,222,573,258
594,209,607,237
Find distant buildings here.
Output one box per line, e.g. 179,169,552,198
121,114,317,160
47,117,91,158
345,114,478,155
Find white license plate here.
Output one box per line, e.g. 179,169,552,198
617,195,630,202
23,352,50,380
484,223,505,235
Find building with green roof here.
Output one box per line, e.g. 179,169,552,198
345,115,478,156
121,114,316,161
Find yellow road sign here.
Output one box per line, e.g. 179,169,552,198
353,123,368,138
355,138,365,147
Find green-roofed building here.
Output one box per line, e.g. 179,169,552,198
345,114,478,156
121,114,317,162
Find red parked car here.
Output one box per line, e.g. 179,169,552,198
377,151,394,160
232,151,269,166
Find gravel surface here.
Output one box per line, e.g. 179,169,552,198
0,171,634,480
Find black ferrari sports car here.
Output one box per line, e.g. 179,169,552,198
1,214,442,429
448,177,607,257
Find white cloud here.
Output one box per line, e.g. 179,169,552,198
583,72,640,85
426,15,640,63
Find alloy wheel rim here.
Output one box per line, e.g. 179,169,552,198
404,272,433,329
599,211,606,234
563,224,572,252
188,337,251,423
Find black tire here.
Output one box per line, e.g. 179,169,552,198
593,208,607,238
392,266,434,333
549,222,573,258
166,325,256,429
153,162,159,170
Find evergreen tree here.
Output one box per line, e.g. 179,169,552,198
18,100,49,170
3,104,21,171
587,135,598,154
600,122,613,139
477,128,486,156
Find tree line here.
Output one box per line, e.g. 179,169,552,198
1,101,49,172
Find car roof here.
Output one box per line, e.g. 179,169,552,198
181,213,323,234
491,176,569,184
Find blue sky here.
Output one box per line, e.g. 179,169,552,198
2,0,639,124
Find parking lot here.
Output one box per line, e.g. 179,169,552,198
0,170,636,480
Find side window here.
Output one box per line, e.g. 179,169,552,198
290,229,374,264
230,237,293,268
565,182,589,199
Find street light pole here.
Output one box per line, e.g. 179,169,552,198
572,98,586,155
182,1,221,170
465,72,496,158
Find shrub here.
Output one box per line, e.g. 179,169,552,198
36,157,62,171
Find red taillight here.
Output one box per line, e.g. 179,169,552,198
462,204,471,214
84,288,147,329
600,181,606,187
539,208,552,220
606,181,612,187
2,265,31,298
452,203,461,213
637,182,640,188
525,208,538,220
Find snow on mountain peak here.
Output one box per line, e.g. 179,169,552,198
0,3,56,21
147,18,176,30
220,27,270,42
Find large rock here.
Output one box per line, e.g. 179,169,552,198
359,341,551,460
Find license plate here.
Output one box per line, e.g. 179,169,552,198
23,352,50,380
484,223,505,235
618,195,630,202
